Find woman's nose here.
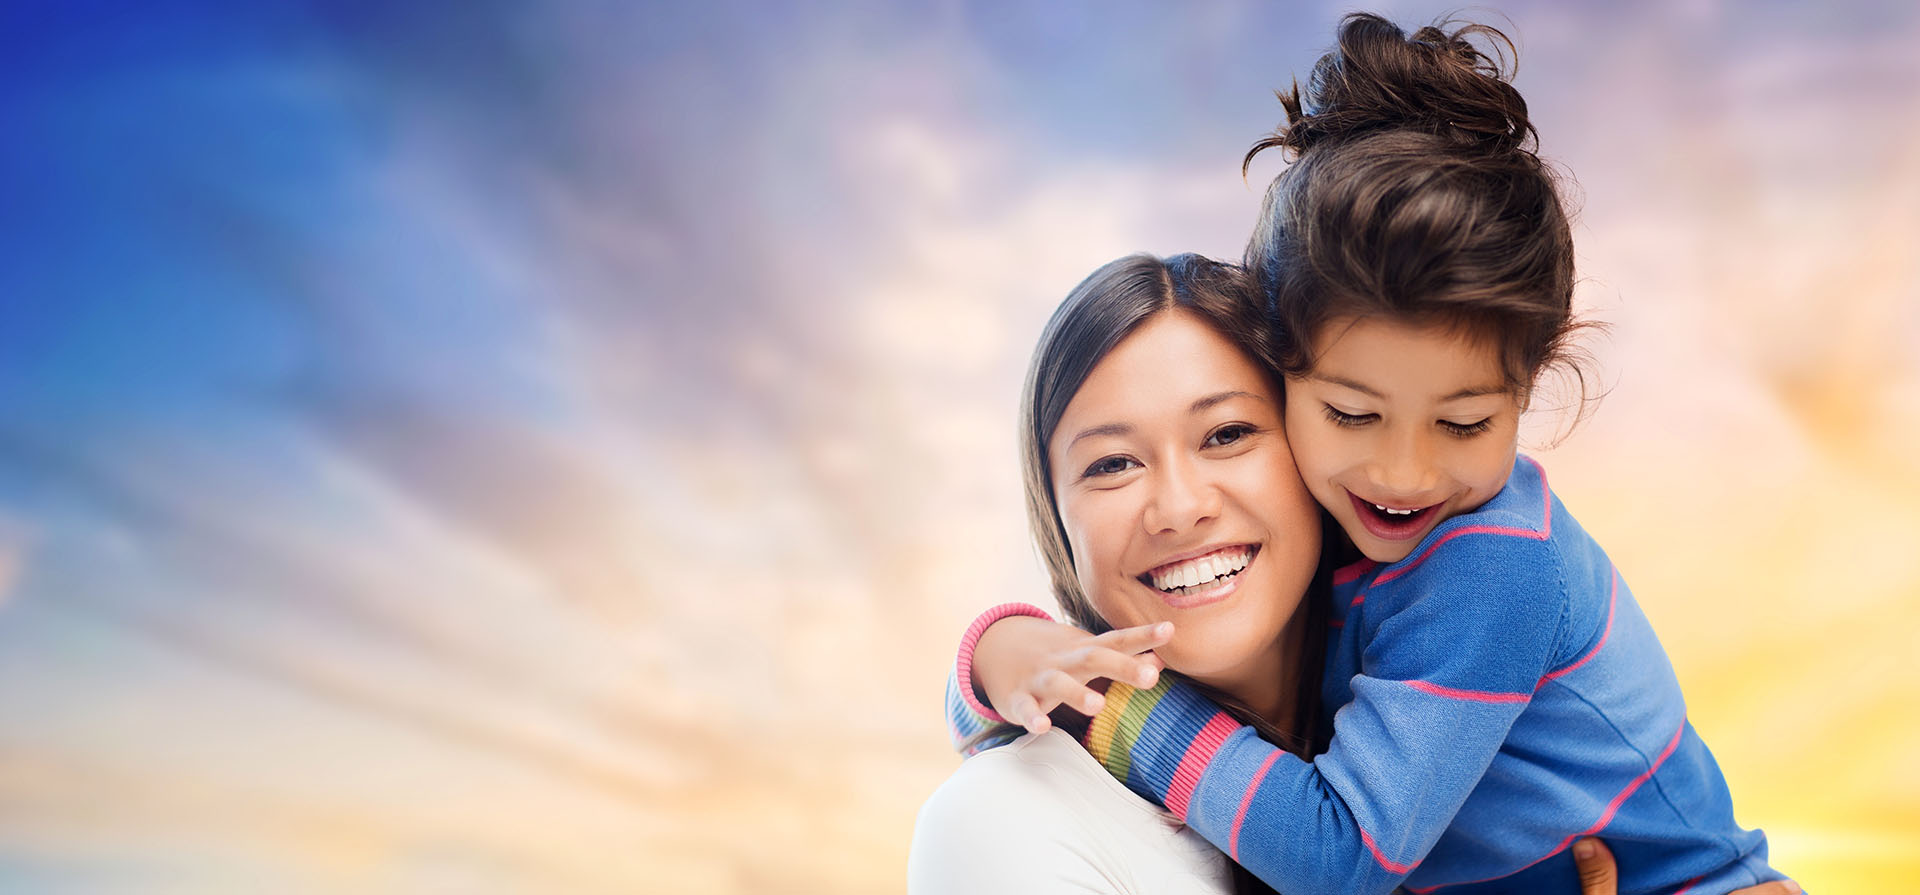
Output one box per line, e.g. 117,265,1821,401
1142,457,1221,534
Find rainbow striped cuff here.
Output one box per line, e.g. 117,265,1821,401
1081,676,1240,820
944,669,1020,755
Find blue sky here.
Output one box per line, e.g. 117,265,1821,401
3,2,1918,891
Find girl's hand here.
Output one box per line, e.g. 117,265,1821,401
972,616,1172,736
1573,838,1800,895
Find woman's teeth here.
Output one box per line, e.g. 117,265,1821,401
1146,547,1250,593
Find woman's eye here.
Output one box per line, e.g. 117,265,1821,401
1083,455,1140,478
1439,418,1494,437
1323,405,1377,428
1205,424,1256,448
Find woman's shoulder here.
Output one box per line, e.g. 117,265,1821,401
908,730,1232,895
912,729,1170,843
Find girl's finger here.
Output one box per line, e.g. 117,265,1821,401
1092,621,1174,656
1003,691,1048,736
1036,668,1105,717
1064,645,1162,690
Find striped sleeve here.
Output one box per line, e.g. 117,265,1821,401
1079,539,1566,895
942,602,1054,756
943,670,1021,756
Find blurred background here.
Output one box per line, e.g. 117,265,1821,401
2,1,1916,892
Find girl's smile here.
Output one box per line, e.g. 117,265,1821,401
1344,491,1443,542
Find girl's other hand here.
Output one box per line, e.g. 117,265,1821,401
1573,838,1800,895
973,617,1172,736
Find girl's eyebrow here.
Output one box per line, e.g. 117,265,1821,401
1309,374,1506,403
1440,385,1509,401
1307,373,1383,398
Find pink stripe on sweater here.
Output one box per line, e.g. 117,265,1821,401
1405,719,1692,893
1359,824,1417,875
1374,457,1552,587
1228,750,1283,861
1333,559,1377,586
1406,679,1532,704
1671,875,1705,895
1165,713,1238,820
1538,567,1618,689
1581,720,1687,834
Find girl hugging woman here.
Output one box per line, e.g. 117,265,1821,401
913,12,1798,895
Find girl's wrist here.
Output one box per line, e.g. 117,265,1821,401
954,602,1054,723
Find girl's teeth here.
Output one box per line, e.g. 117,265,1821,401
1373,503,1416,516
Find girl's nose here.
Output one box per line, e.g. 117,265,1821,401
1371,430,1437,498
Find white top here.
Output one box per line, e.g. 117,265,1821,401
908,729,1235,895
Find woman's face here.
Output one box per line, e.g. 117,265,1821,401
1048,309,1322,693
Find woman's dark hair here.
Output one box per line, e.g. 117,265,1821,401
1244,12,1593,408
968,252,1329,788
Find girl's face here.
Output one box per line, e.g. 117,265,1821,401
1283,315,1523,564
1049,310,1322,691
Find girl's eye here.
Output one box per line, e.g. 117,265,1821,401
1439,418,1494,437
1205,423,1257,448
1323,405,1377,428
1083,455,1140,478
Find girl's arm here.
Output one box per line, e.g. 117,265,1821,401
1082,539,1566,895
942,603,1170,755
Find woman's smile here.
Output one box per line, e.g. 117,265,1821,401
1049,308,1322,689
1137,543,1259,608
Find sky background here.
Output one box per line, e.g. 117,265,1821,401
2,1,1917,892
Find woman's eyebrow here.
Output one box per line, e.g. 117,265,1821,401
1191,390,1265,413
1066,422,1133,449
1066,391,1265,449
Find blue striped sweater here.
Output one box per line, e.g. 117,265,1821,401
946,456,1781,895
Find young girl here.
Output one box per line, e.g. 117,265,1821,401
947,14,1786,895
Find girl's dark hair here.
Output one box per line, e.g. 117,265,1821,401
1244,12,1593,409
968,254,1329,815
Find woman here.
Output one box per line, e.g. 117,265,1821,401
907,254,1800,895
913,252,1322,895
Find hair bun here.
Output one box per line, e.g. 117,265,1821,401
1247,13,1536,168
